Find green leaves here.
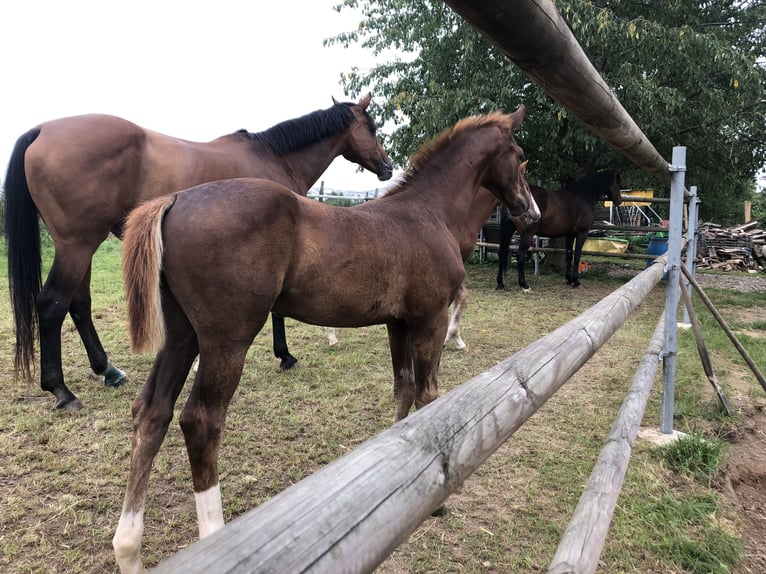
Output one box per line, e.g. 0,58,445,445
330,1,766,222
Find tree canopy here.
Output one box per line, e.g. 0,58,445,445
329,0,766,223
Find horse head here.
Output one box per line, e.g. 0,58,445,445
336,94,394,181
483,106,540,225
608,170,623,206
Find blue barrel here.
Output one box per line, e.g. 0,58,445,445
646,236,669,278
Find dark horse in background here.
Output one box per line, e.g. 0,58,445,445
496,169,622,291
3,95,393,410
113,109,538,572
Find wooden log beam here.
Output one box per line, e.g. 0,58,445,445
680,263,766,394
549,315,665,574
152,265,666,573
677,275,733,415
475,243,662,260
441,0,670,185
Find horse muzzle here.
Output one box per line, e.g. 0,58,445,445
514,197,541,225
377,157,394,181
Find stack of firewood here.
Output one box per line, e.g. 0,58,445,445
696,221,766,271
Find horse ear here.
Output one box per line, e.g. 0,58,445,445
509,105,526,129
520,160,528,174
332,96,340,105
358,93,372,109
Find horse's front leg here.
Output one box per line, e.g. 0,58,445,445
411,316,448,411
517,233,533,292
565,234,576,285
387,321,415,421
411,314,450,518
113,338,197,573
444,282,469,350
568,232,587,288
496,216,515,290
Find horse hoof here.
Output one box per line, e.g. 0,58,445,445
431,504,447,517
521,286,531,293
54,396,84,411
570,281,581,289
103,365,127,387
495,284,505,290
279,356,299,370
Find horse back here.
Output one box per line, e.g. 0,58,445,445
529,187,594,237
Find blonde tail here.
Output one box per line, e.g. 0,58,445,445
121,195,176,353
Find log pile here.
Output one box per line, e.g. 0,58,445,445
697,221,766,272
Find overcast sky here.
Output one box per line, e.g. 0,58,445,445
1,0,396,192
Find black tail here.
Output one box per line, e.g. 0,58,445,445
496,209,514,289
4,128,42,381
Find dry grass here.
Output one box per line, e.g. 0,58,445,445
0,237,763,573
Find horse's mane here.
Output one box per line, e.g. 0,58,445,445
385,112,514,197
236,102,369,155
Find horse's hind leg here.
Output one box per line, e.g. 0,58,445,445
444,282,469,350
180,342,251,538
113,295,198,573
271,313,298,369
36,247,101,409
69,264,126,387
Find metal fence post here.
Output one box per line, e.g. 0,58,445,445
682,186,699,324
660,147,686,434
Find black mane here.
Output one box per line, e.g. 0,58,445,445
236,102,364,155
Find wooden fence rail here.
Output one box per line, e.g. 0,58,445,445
549,315,666,573
152,261,666,573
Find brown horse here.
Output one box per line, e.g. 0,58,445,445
443,186,503,350
496,170,622,291
4,95,392,410
113,107,539,572
328,185,503,351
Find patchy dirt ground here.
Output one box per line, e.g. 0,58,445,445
622,268,766,573
1,263,762,572
723,399,766,573
708,274,766,573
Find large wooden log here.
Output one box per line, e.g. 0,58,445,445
442,0,670,185
152,263,665,573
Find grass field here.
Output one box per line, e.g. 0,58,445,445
0,236,764,573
